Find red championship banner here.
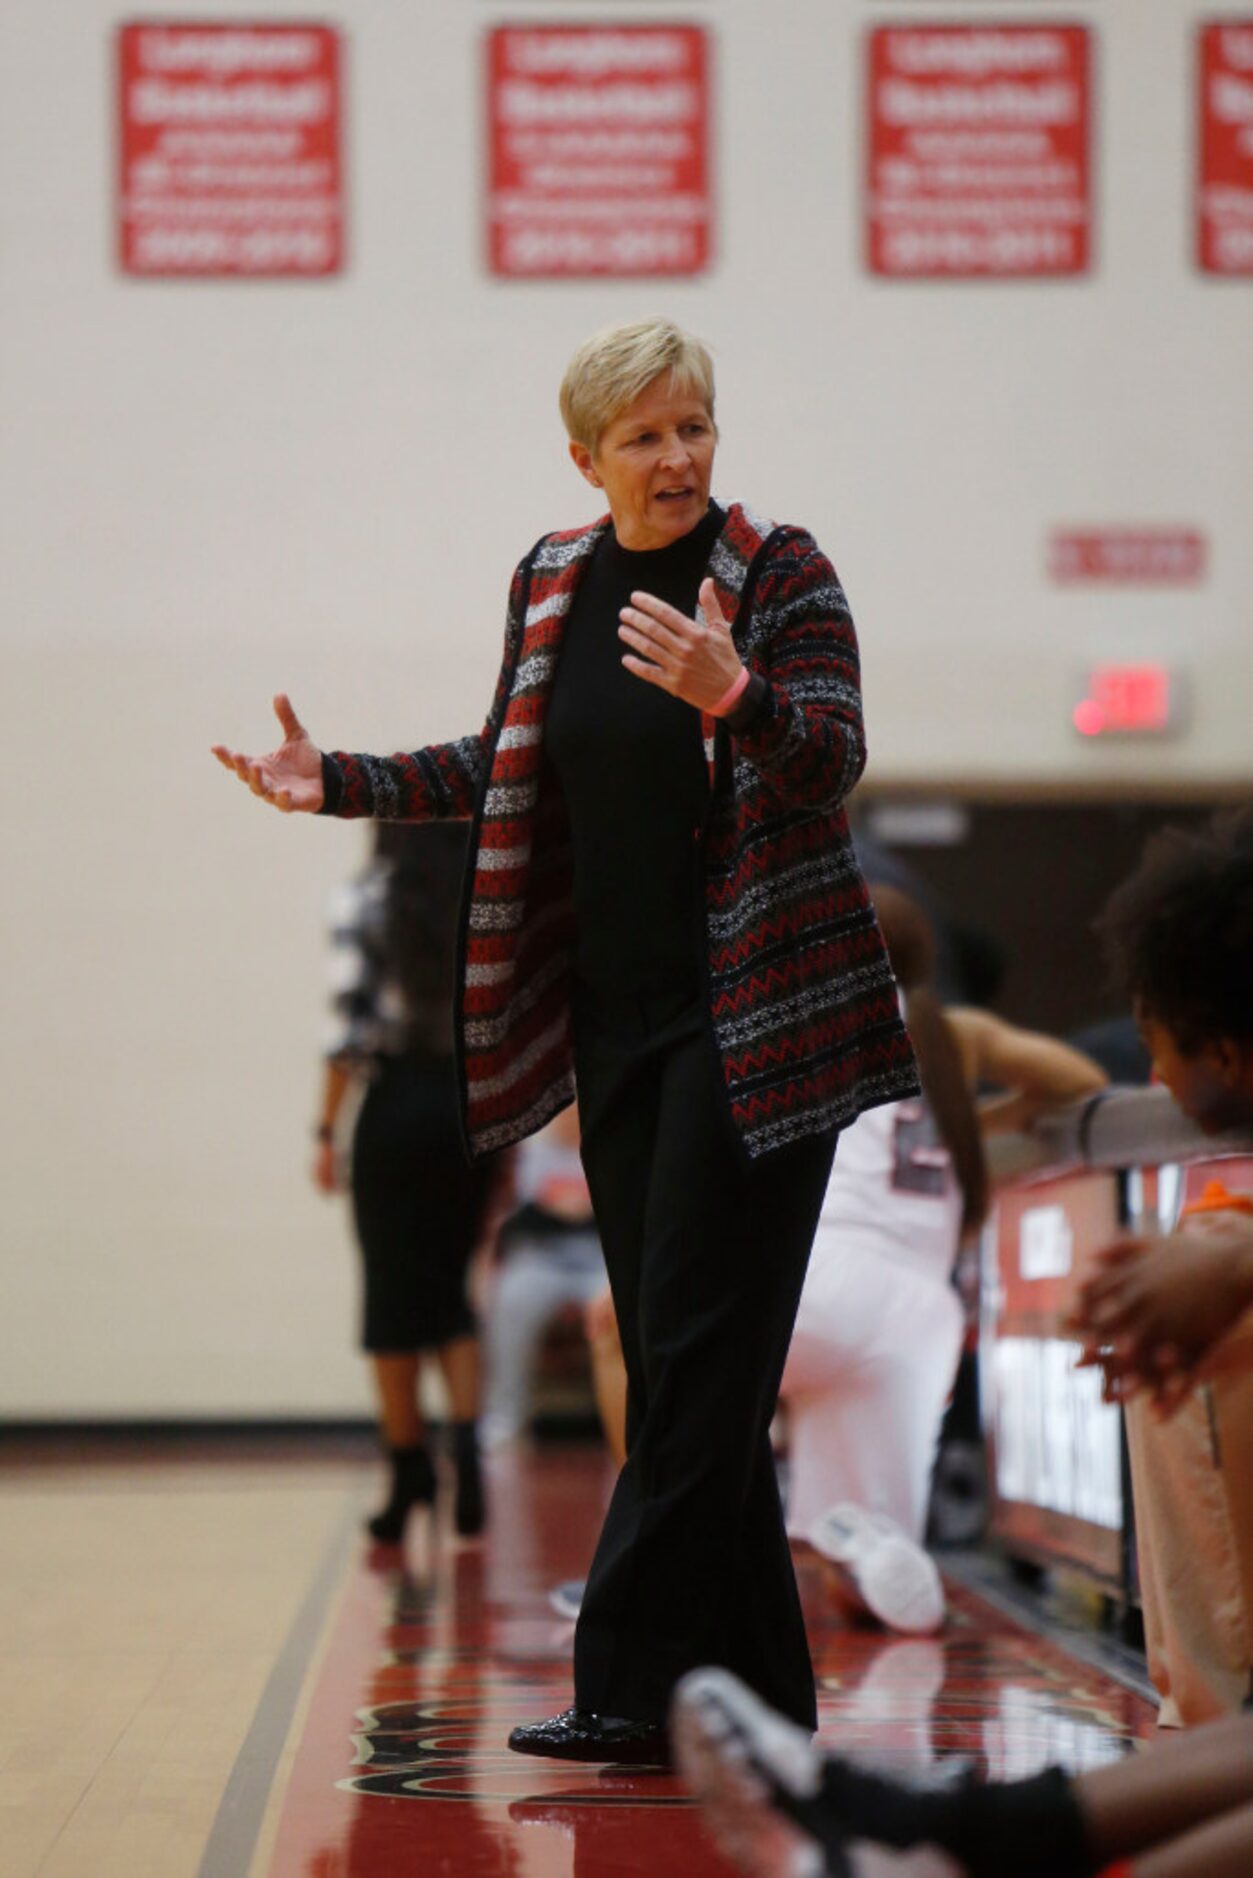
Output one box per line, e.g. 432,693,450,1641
1198,20,1253,275
867,23,1091,278
118,22,343,277
487,23,711,278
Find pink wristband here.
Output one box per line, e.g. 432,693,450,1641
711,667,751,718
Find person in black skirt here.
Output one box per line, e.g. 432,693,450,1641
312,822,499,1542
214,317,918,1765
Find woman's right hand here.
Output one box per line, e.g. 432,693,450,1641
211,694,324,813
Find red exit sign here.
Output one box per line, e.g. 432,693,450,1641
1073,665,1183,738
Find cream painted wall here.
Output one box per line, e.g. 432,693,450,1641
1,1,1249,1414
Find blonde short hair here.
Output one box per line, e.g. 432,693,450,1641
559,318,716,453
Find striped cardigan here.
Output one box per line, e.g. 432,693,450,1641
320,502,919,1159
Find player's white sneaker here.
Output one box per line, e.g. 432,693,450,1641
672,1668,841,1877
808,1504,944,1636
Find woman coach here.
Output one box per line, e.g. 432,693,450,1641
213,317,918,1766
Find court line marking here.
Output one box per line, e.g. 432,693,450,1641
198,1488,363,1878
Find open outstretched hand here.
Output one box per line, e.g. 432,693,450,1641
211,694,324,813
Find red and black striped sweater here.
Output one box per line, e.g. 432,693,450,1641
319,502,919,1159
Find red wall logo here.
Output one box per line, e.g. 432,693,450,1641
487,24,711,278
1198,21,1253,275
118,22,343,276
1049,528,1207,585
866,25,1091,277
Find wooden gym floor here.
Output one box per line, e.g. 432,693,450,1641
0,1440,1155,1878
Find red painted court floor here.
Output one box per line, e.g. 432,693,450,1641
266,1445,1155,1877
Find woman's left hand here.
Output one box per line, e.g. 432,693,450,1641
619,577,744,714
312,1138,340,1194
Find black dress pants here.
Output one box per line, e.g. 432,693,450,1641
570,988,837,1729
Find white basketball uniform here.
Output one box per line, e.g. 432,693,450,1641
782,1093,965,1544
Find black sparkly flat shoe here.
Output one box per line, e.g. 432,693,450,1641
507,1706,671,1769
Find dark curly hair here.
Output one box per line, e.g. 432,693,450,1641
1095,806,1253,1052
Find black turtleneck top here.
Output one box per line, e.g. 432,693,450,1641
544,502,725,1001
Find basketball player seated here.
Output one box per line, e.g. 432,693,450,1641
779,884,1106,1635
1071,807,1253,1420
1069,808,1253,1728
672,809,1253,1878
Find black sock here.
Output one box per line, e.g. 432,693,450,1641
366,1444,435,1543
813,1761,1093,1878
451,1420,484,1536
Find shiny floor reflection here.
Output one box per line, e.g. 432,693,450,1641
269,1445,1154,1876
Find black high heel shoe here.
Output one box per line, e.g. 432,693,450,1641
366,1444,436,1544
451,1420,485,1537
